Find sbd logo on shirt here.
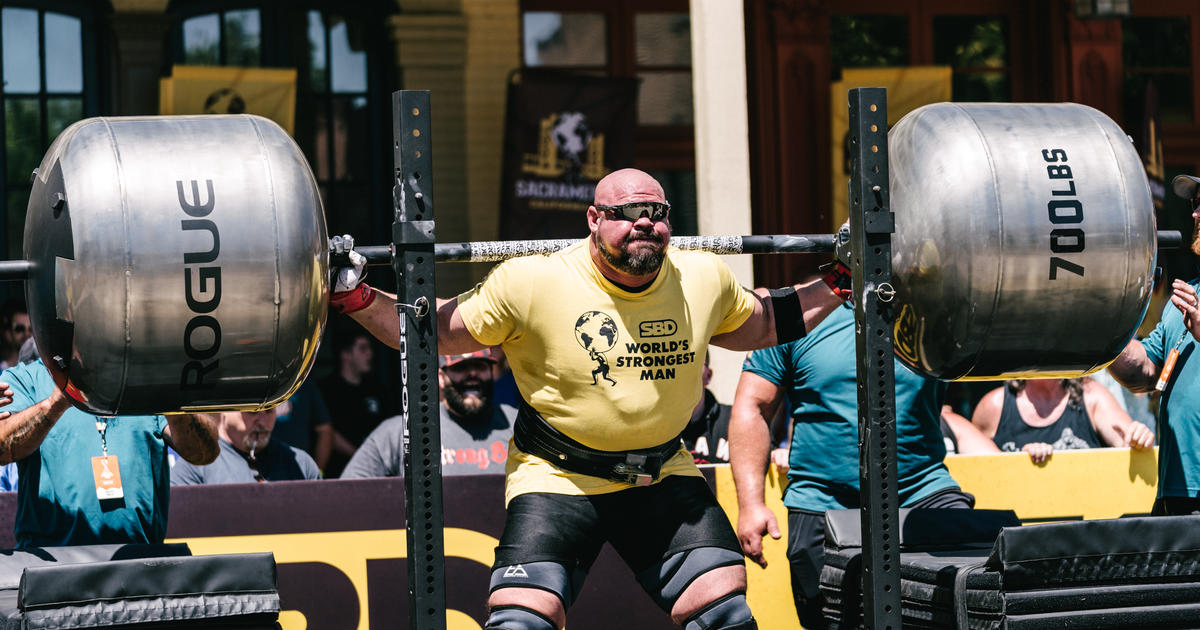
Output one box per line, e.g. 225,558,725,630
574,310,619,386
639,319,677,337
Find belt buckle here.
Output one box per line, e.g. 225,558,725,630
613,454,654,487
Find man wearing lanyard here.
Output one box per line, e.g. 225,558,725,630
1109,173,1200,516
0,355,219,548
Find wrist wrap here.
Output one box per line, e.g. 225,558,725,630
822,263,853,302
330,283,376,314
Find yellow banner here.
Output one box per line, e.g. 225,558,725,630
830,67,951,230
159,65,296,134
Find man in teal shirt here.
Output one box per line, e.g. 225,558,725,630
729,302,972,629
1110,174,1200,516
0,357,218,548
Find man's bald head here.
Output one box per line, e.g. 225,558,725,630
594,169,666,206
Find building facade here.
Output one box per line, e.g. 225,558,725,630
0,0,1195,392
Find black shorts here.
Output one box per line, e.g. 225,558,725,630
493,475,740,575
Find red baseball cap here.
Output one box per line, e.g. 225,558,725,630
439,348,498,369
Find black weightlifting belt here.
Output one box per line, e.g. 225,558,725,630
514,402,683,487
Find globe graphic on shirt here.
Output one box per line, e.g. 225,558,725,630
574,311,619,353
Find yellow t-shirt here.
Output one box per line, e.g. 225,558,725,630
456,241,756,501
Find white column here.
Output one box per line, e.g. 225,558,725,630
690,0,754,403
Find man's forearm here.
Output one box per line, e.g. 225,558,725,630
1107,339,1159,393
729,413,773,510
166,413,220,465
347,290,402,350
0,392,72,465
796,277,844,335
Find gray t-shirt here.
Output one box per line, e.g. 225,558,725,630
340,403,516,478
171,438,322,485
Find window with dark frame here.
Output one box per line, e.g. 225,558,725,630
181,7,262,66
830,5,1017,102
168,1,392,254
520,1,699,236
0,2,99,269
1122,16,1193,125
831,14,910,71
1121,14,1195,285
932,15,1011,102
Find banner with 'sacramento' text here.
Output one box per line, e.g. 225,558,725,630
499,70,638,241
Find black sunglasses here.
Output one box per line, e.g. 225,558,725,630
595,201,670,222
10,324,26,334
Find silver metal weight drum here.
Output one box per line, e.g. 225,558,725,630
25,115,328,415
890,102,1156,380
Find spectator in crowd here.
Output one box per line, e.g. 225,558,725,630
682,352,732,464
318,327,397,477
729,301,972,630
1108,173,1200,515
0,339,219,548
0,300,30,371
341,348,516,478
940,405,1002,455
970,378,1154,464
172,408,321,484
272,381,334,471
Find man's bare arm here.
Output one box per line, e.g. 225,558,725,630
0,387,71,465
163,412,220,465
730,373,784,505
712,279,843,351
729,371,786,568
345,292,485,356
1107,339,1160,394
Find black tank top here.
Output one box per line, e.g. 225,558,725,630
993,388,1103,452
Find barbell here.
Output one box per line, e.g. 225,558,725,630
9,103,1178,415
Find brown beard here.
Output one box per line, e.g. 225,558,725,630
1192,221,1200,256
445,378,493,421
592,229,665,276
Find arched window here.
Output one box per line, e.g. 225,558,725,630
167,1,396,248
0,1,102,264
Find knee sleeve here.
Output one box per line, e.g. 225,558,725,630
635,546,745,611
484,605,556,630
489,561,585,609
684,592,756,630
